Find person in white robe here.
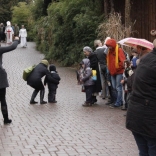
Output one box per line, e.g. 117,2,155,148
5,21,14,44
19,25,27,48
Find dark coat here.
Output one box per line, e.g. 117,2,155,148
127,72,135,92
126,48,156,138
88,52,102,92
27,63,51,89
44,72,61,91
0,26,5,41
0,40,19,89
95,47,107,75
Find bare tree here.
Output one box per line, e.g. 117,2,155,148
125,0,131,36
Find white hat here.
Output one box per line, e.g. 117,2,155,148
104,37,111,45
6,21,11,26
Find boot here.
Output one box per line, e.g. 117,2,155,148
1,106,12,124
48,93,57,103
30,90,39,104
82,102,92,107
40,89,47,104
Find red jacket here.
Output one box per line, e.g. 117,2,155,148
106,39,126,76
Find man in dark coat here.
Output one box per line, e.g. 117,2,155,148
0,23,5,42
27,59,54,104
0,37,19,124
83,46,102,104
94,40,107,99
126,39,156,156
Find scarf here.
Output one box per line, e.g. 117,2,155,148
107,44,119,69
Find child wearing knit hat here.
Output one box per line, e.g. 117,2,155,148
44,64,61,103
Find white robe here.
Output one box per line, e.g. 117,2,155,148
19,28,27,47
5,26,14,44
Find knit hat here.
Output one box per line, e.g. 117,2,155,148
83,46,93,53
49,64,56,72
106,39,116,48
41,59,49,66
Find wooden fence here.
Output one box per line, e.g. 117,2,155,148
114,0,156,42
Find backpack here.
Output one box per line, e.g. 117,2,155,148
92,70,97,81
22,65,36,81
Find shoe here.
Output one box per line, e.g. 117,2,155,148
110,104,120,108
82,103,92,107
121,107,127,110
40,101,47,104
105,101,113,105
49,101,57,103
4,119,12,124
30,101,38,104
91,102,98,105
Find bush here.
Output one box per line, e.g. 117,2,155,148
33,0,103,66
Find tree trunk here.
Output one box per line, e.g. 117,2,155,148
125,0,131,36
104,0,108,17
110,0,114,13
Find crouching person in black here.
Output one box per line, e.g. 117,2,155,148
27,60,56,104
44,64,60,103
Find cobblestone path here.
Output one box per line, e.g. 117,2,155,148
0,42,138,156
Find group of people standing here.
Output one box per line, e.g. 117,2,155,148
78,38,126,108
0,21,27,47
79,37,156,155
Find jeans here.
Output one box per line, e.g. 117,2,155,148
111,74,123,106
132,132,156,156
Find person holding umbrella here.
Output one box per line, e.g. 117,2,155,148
126,39,156,155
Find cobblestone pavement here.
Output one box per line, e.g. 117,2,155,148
0,42,138,156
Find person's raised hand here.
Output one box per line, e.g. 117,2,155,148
14,37,19,40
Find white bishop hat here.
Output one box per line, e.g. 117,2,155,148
6,21,11,26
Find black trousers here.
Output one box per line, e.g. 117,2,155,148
48,89,56,102
0,88,9,120
84,85,94,103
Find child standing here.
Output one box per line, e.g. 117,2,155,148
80,58,95,107
44,64,61,103
76,62,83,85
120,60,131,110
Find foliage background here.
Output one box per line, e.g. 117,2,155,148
32,0,104,66
2,0,133,66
